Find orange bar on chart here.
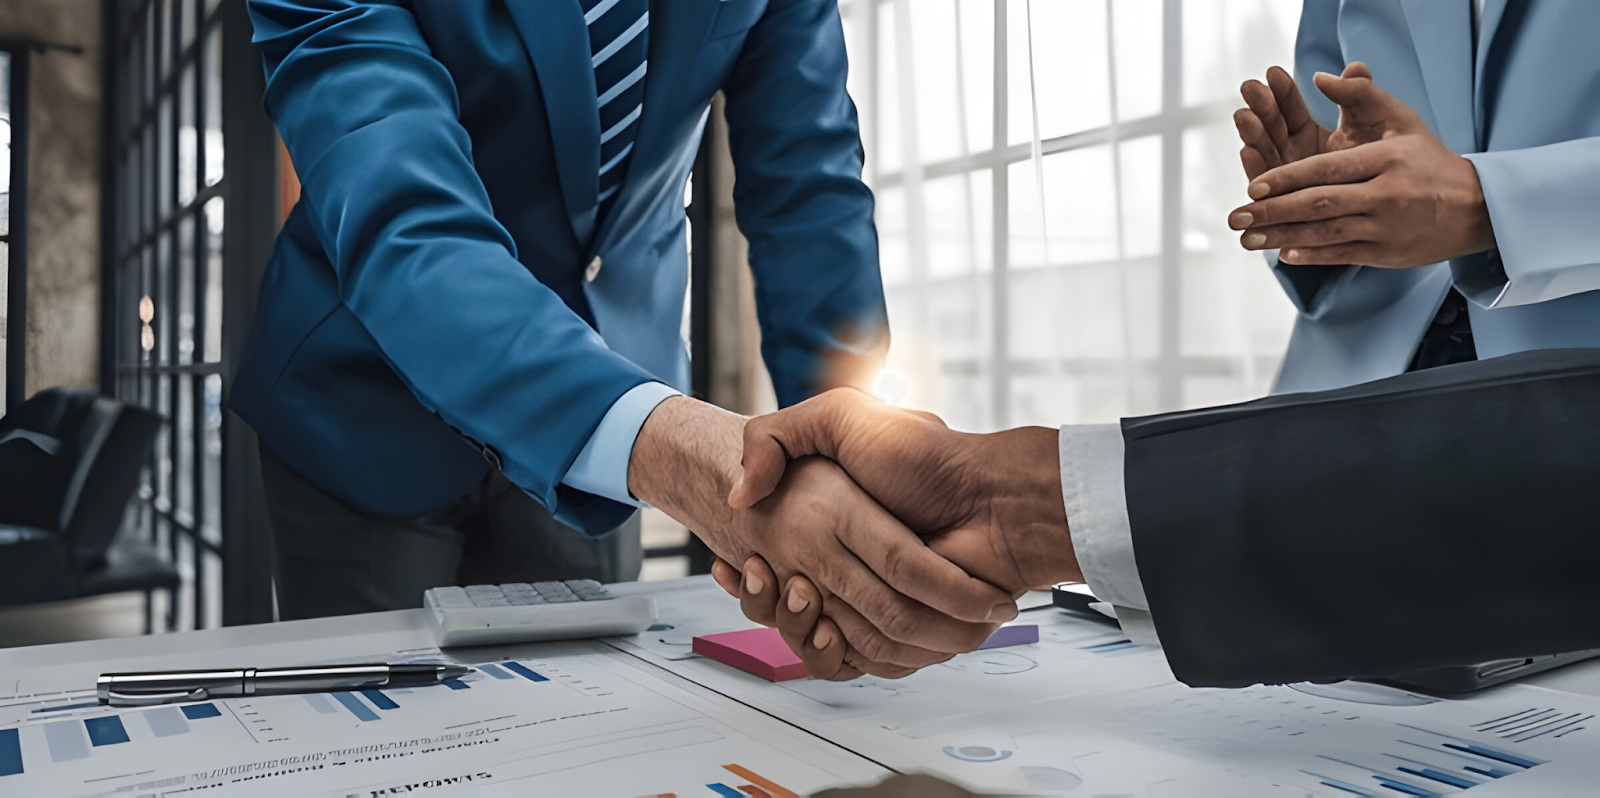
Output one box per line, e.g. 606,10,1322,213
722,764,798,798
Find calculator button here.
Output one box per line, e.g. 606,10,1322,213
533,581,579,603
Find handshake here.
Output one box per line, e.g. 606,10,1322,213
627,389,1081,681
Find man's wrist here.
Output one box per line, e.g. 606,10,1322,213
627,395,746,539
971,426,1079,588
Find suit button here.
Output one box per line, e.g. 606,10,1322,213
585,256,603,283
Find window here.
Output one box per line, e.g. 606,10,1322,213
841,0,1301,431
107,0,227,631
1,44,26,411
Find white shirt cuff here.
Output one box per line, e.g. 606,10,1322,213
1059,424,1157,645
560,382,681,507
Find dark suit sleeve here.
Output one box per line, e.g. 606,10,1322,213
246,1,653,532
720,0,888,406
1122,348,1600,687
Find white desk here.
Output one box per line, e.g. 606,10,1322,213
4,577,1600,796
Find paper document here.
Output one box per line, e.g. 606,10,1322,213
615,577,1600,796
0,640,887,796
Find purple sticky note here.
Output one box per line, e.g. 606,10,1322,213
978,624,1039,650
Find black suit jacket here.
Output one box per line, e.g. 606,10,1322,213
1122,348,1600,687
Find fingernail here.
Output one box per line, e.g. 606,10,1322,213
1229,211,1253,229
1284,249,1300,262
787,589,810,614
812,626,833,649
988,603,1018,623
745,572,764,596
1248,181,1270,199
1242,232,1266,249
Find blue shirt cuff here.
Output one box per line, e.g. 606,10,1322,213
560,381,682,507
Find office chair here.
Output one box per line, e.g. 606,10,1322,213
0,389,179,632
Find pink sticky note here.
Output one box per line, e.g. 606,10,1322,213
693,627,809,681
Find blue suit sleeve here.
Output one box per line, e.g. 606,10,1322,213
1456,138,1600,308
247,0,654,534
720,0,888,407
1270,0,1356,316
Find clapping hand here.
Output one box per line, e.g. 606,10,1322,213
1229,62,1495,268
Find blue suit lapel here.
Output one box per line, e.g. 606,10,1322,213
1473,0,1511,148
504,0,601,245
590,0,719,247
1398,0,1476,154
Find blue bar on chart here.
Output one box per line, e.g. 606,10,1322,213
0,728,22,778
1081,639,1139,655
43,721,90,762
333,692,381,722
304,693,339,714
181,703,222,720
84,716,130,747
501,662,549,682
142,706,191,737
477,663,515,680
706,784,744,797
361,690,399,710
444,680,471,691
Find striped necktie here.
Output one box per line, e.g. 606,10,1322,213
582,0,649,223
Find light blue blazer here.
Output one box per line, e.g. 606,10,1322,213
1274,0,1600,393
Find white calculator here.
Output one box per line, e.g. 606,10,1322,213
423,580,658,648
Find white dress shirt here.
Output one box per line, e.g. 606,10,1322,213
1058,424,1161,646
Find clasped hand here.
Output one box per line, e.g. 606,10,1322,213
707,390,1077,680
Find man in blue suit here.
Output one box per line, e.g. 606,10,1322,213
1228,0,1600,392
232,0,1020,649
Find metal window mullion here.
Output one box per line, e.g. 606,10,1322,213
1158,0,1183,410
5,47,31,411
989,0,1009,430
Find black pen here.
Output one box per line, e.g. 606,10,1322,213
97,663,472,707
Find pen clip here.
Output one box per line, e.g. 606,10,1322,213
104,687,209,707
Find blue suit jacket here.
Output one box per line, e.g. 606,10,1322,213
1274,0,1600,393
232,0,885,532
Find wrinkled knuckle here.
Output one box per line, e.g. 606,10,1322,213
854,631,895,664
877,604,924,644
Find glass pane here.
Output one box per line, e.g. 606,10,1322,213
144,0,158,106
177,214,195,364
895,0,993,164
1112,0,1163,121
0,50,10,238
178,65,196,205
203,197,223,363
1009,146,1118,269
157,231,173,364
1179,126,1293,383
873,1,902,174
175,374,194,520
1118,134,1162,259
1009,0,1110,145
1183,0,1301,107
924,170,991,279
202,372,223,545
179,0,197,55
874,185,908,285
159,94,174,214
204,25,223,187
161,0,175,76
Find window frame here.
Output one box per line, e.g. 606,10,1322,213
1,41,28,413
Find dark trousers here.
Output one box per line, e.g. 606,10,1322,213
260,446,641,620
